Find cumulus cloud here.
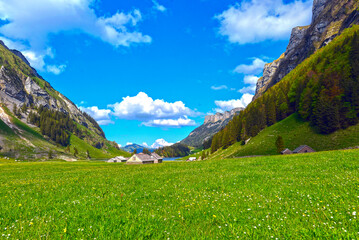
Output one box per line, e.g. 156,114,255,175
238,85,256,94
243,75,259,85
79,92,198,128
79,106,114,126
150,139,173,149
211,85,228,91
46,64,67,75
126,142,133,146
0,0,151,72
143,117,196,127
233,58,266,75
216,0,312,44
238,75,259,94
152,0,167,12
109,92,196,121
215,93,253,112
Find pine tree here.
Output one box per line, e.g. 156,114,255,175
21,104,28,113
74,147,78,157
201,150,206,160
48,150,53,159
275,136,284,153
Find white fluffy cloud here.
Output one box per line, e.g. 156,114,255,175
243,75,259,85
215,93,253,112
79,106,114,126
143,117,196,127
233,58,266,75
109,92,196,121
238,75,259,94
79,92,198,128
216,0,312,44
0,0,151,72
152,0,166,12
150,139,173,149
46,64,67,75
211,85,228,90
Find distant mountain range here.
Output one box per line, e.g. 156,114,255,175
121,144,155,153
121,139,173,153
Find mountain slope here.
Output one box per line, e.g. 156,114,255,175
254,0,359,99
0,41,129,159
181,107,243,147
210,24,359,155
207,113,359,160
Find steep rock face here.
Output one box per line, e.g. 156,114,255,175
254,0,359,99
0,41,104,137
181,108,243,147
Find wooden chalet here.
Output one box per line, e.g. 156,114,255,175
126,153,163,165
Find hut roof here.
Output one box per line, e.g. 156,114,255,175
151,152,162,160
135,153,154,162
281,148,292,154
293,145,315,153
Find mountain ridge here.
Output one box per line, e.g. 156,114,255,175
181,107,243,147
254,0,359,99
0,40,127,159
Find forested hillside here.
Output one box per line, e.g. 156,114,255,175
211,26,359,153
155,143,191,158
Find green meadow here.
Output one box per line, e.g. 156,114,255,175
1,149,358,239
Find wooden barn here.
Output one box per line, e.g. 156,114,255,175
292,145,315,154
126,153,163,165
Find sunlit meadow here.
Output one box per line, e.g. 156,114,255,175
0,149,358,239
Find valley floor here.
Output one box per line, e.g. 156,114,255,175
0,149,358,238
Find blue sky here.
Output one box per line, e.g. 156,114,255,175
0,0,313,147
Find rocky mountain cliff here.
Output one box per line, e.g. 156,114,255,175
181,107,243,147
254,0,359,99
0,41,104,137
0,40,127,159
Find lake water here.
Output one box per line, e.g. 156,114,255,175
163,157,181,161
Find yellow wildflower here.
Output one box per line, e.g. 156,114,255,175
64,228,67,233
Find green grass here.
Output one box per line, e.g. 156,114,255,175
0,118,15,136
0,149,358,239
209,114,359,159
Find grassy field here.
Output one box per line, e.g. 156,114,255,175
1,149,358,239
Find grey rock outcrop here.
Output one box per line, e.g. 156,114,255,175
181,107,243,147
0,41,104,137
254,0,359,99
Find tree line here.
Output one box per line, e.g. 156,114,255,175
155,143,191,157
211,27,359,153
28,106,83,146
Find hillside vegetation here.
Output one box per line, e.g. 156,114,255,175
211,25,359,153
207,113,359,160
1,149,358,238
0,106,130,160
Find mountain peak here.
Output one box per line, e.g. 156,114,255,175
253,0,359,99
